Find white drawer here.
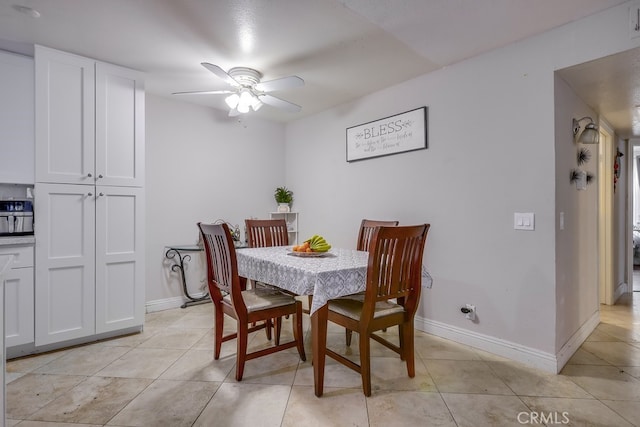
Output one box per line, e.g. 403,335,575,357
0,245,34,268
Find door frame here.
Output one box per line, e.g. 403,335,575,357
599,122,615,305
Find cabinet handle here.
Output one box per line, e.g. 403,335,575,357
98,174,103,179
87,173,92,178
99,192,104,197
87,192,93,197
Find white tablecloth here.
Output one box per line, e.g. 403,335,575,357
236,246,432,314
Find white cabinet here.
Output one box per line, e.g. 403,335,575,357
35,45,144,187
0,245,34,348
95,186,145,334
34,46,145,348
270,212,298,245
35,183,144,345
0,255,12,427
0,50,34,184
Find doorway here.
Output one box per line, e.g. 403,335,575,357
632,143,640,291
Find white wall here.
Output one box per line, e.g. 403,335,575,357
145,94,285,304
284,2,640,369
554,75,599,354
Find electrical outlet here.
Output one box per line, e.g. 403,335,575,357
465,304,476,321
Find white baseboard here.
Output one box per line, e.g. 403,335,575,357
147,296,599,374
145,292,208,313
554,310,600,372
414,313,597,374
615,282,629,302
145,296,184,313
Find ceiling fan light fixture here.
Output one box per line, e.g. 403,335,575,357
225,93,240,109
177,63,304,116
237,103,250,114
250,96,262,111
237,89,254,113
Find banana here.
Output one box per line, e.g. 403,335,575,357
305,234,319,244
303,234,331,252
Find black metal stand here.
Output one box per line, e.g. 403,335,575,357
165,245,211,308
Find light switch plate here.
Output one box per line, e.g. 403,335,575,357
514,212,534,231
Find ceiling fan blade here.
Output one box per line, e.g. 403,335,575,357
228,107,241,117
259,94,301,113
255,75,304,92
172,90,235,95
201,62,240,87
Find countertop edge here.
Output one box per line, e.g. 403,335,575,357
0,236,35,246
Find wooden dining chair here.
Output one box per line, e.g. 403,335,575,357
324,224,430,396
245,219,289,248
197,222,306,381
346,219,400,344
357,219,400,251
245,218,313,314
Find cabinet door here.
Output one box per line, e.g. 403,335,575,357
5,267,34,347
35,183,96,345
0,50,34,184
95,62,145,187
95,186,145,333
35,46,95,185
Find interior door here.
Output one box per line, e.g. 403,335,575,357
599,125,615,304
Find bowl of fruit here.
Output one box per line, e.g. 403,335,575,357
289,235,332,257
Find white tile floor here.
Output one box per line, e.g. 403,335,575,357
6,295,640,426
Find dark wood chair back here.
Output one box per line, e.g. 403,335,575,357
364,224,429,319
356,219,399,251
197,222,306,381
326,223,430,396
245,219,289,247
198,222,245,311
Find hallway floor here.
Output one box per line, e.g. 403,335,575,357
6,296,640,426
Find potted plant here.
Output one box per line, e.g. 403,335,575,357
274,186,293,212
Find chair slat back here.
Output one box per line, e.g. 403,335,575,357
357,219,399,251
198,222,246,311
245,219,289,247
363,224,430,319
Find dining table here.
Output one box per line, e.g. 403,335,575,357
236,245,432,397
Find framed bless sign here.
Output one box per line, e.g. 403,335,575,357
346,106,427,162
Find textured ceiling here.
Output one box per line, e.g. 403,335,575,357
0,0,629,124
558,47,640,139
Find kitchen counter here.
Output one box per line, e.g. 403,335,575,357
0,235,35,246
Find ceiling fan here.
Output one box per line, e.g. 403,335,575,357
173,63,304,116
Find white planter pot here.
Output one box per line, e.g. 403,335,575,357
277,203,290,213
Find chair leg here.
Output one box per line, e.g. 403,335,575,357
214,305,224,360
293,308,306,361
274,317,282,346
305,295,313,314
265,319,273,340
402,322,415,378
359,330,372,397
345,329,353,346
236,321,249,381
398,323,405,361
